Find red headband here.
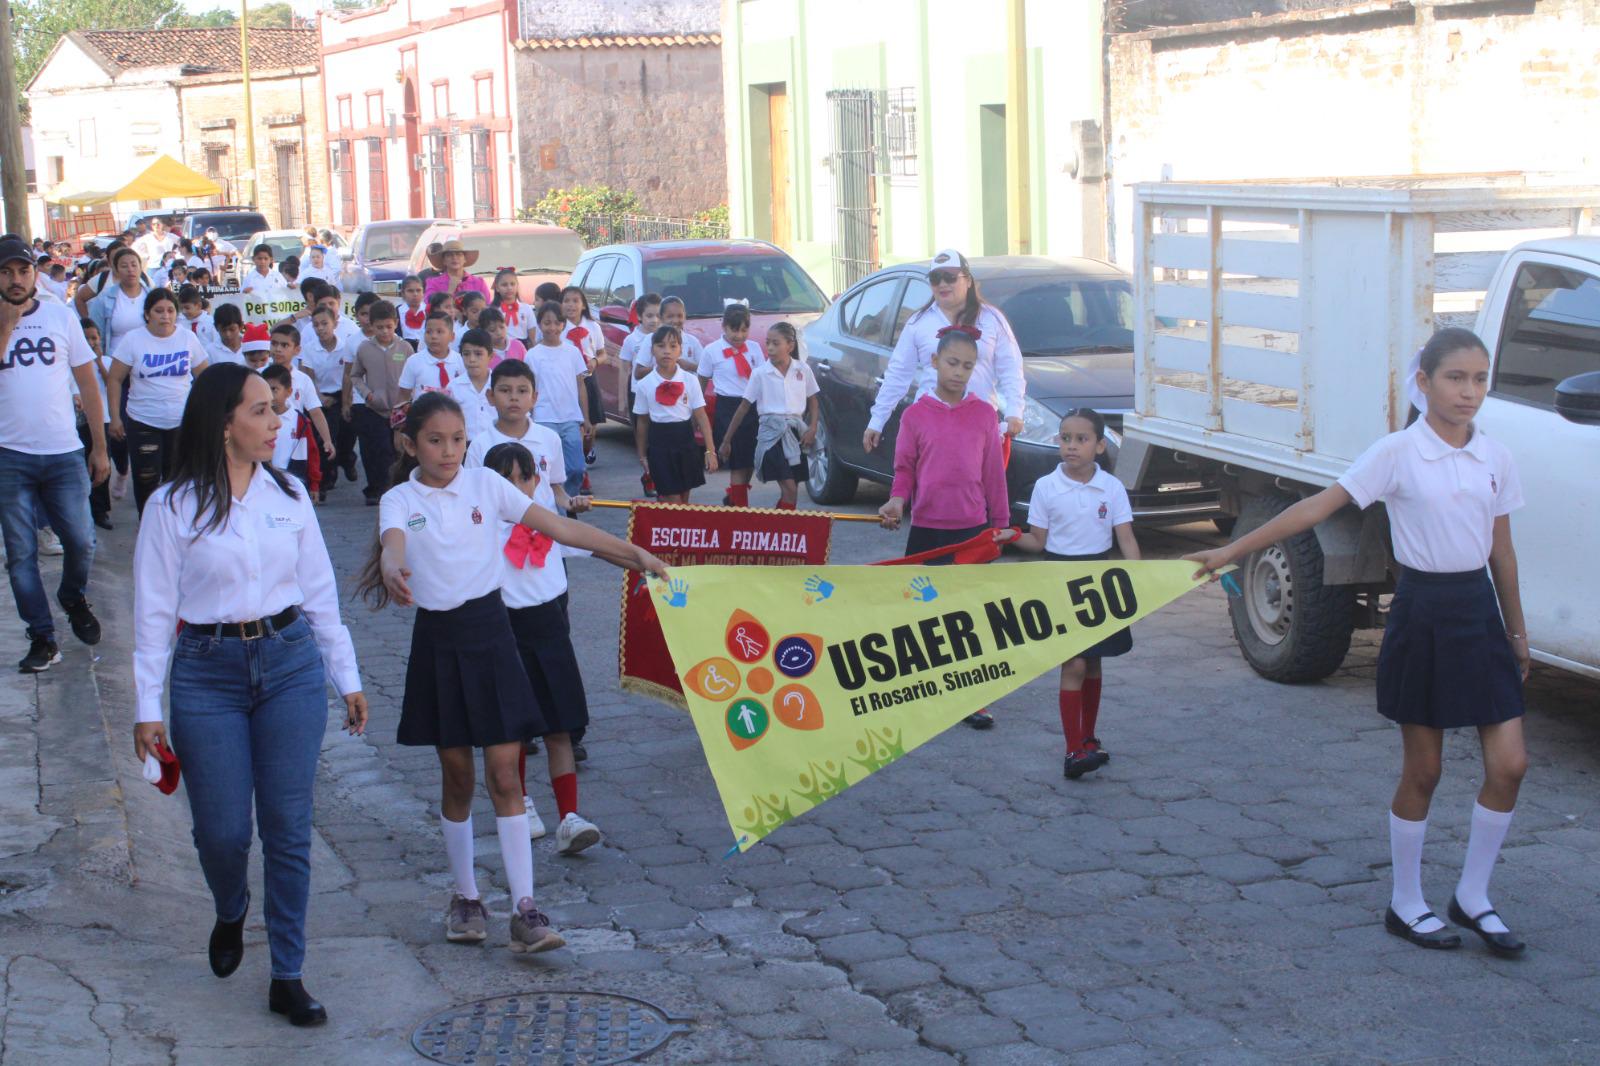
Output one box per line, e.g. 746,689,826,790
937,324,983,341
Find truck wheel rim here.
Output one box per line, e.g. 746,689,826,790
1245,546,1293,646
808,422,830,485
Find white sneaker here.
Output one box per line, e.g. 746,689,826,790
525,800,547,839
110,470,129,500
37,528,63,556
555,812,601,856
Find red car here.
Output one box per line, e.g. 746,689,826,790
571,239,829,423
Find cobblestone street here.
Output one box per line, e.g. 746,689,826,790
3,424,1598,1064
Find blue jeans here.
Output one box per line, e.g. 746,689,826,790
0,447,95,640
539,420,586,497
168,615,328,981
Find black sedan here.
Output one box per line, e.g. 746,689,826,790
802,255,1219,524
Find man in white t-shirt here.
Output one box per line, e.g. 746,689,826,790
0,236,110,672
133,219,178,274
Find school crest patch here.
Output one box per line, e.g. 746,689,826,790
1097,502,1108,520
407,513,426,531
471,506,483,525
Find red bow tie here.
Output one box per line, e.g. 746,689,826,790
655,380,685,406
566,326,588,345
404,307,426,330
727,344,751,378
501,300,520,325
504,524,554,569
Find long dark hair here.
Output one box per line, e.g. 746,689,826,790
355,392,465,607
1417,326,1488,376
166,363,296,536
561,284,591,322
918,253,985,328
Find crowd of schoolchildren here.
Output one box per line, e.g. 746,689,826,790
9,231,1529,1018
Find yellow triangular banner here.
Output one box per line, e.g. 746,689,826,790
649,560,1208,851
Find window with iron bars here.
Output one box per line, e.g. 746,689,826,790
470,131,494,220
884,87,917,177
429,133,452,218
331,140,355,227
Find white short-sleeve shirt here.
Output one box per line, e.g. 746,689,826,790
1026,465,1134,556
1337,418,1522,573
619,327,652,371
632,368,705,423
496,470,568,608
464,420,566,487
448,375,497,441
633,329,701,369
299,330,359,395
698,338,764,398
378,466,534,611
242,269,288,298
0,300,98,455
398,351,466,396
741,358,818,416
526,341,588,423
110,326,207,430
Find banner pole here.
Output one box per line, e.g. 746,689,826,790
588,499,883,523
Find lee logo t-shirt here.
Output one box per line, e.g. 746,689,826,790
0,300,97,455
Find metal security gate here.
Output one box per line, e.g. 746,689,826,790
827,89,883,293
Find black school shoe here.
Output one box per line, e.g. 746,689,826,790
1384,907,1462,949
964,710,994,730
1063,751,1100,779
62,599,101,645
18,632,60,673
209,892,248,977
268,979,327,1026
1448,897,1526,957
1085,737,1110,766
572,741,588,763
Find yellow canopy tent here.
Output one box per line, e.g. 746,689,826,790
44,155,222,207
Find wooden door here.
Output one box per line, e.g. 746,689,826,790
768,87,791,248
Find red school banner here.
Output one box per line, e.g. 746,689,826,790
620,503,833,705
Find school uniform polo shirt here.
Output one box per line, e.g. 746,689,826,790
1338,418,1522,573
741,359,818,416
464,420,566,486
1026,465,1133,555
378,466,533,611
698,338,764,397
632,369,704,422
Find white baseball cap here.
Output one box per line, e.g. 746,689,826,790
928,249,968,276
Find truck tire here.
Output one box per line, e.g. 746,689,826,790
1227,492,1354,683
805,410,858,505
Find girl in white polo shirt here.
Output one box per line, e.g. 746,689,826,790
717,322,816,510
105,287,209,515
356,392,667,954
698,304,763,507
1189,327,1529,957
633,325,717,504
1013,409,1138,780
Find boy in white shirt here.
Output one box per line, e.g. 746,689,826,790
447,329,497,441
241,244,287,297
268,322,336,498
464,360,588,515
397,313,467,404
205,304,248,366
262,362,317,483
526,303,591,498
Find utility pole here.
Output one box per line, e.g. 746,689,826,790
0,0,32,239
1004,0,1031,255
239,0,258,208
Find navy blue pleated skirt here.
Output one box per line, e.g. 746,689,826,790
508,593,589,738
399,590,546,748
1377,568,1523,729
1046,550,1133,659
646,418,705,496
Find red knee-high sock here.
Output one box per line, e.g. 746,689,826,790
1082,677,1103,739
727,483,749,507
1058,690,1085,753
551,773,578,820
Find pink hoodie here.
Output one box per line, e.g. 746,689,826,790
890,394,1010,530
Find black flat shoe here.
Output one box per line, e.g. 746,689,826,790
269,979,328,1027
1086,737,1110,766
209,893,248,978
93,513,113,530
964,710,994,730
1384,907,1461,950
572,741,588,763
1448,897,1526,958
1063,752,1100,780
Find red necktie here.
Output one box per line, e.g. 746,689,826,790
404,307,425,330
727,344,751,378
655,380,685,406
504,525,554,569
501,300,519,326
437,361,451,390
566,326,588,346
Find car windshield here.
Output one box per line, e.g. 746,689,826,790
360,222,434,264
460,232,585,276
197,215,267,242
982,275,1135,355
260,236,303,261
644,255,827,317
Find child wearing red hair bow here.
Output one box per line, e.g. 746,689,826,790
493,269,534,344
699,304,764,506
633,325,717,504
482,440,602,855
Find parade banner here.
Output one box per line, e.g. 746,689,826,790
648,560,1208,850
620,504,832,703
207,292,400,325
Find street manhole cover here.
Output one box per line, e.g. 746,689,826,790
411,990,692,1065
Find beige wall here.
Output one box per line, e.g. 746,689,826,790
178,71,329,228
1107,0,1600,263
516,43,726,216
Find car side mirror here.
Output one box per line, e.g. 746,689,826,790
1555,371,1600,426
599,304,630,326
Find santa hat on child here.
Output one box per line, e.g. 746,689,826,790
241,323,271,353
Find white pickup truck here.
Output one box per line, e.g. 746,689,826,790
1116,179,1600,682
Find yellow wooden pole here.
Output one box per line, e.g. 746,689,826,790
1004,0,1031,254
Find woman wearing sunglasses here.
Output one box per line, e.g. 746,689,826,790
862,248,1025,459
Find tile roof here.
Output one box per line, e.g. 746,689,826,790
514,32,720,50
73,28,318,76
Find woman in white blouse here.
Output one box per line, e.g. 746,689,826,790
132,363,368,1027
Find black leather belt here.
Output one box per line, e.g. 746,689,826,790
180,606,302,640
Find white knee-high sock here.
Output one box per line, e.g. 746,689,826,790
1455,802,1514,934
496,814,535,906
1389,811,1443,932
441,814,479,900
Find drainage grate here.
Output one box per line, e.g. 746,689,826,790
411,990,692,1065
